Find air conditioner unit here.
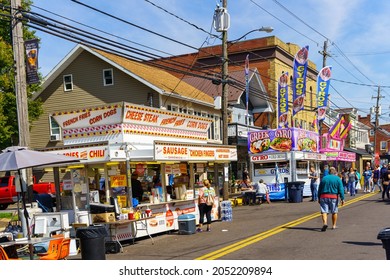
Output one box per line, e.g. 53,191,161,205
50,134,60,141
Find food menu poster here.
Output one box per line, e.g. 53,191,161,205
248,128,319,154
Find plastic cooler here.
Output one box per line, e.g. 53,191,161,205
178,214,196,235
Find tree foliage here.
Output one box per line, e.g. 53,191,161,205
0,0,43,149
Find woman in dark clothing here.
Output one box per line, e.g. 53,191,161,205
382,169,390,200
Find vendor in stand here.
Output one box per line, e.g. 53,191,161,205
131,172,144,203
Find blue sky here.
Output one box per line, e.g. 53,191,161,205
30,0,390,123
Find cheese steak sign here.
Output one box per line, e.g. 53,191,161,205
52,102,211,135
124,104,210,132
154,142,237,161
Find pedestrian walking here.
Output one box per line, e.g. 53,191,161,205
362,166,372,193
318,166,345,231
372,164,381,192
341,168,349,193
381,169,390,201
308,166,319,201
347,167,357,196
197,179,215,232
380,163,388,192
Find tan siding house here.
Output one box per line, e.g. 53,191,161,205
30,44,220,149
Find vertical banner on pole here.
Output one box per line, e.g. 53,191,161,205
277,72,289,128
292,46,309,116
24,39,40,84
317,66,332,121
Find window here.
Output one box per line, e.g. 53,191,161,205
187,109,194,115
214,115,220,140
63,74,73,91
170,104,178,112
370,129,374,136
380,141,388,150
103,69,114,86
49,116,61,141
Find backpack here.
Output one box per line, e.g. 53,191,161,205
356,171,361,180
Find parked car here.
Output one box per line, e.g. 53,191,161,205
0,176,59,210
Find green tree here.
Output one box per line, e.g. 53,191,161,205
0,0,43,149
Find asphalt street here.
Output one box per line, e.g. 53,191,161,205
70,190,390,260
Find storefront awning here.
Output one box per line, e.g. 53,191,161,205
344,147,373,160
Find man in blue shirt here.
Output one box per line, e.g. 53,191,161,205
362,166,372,193
318,167,345,231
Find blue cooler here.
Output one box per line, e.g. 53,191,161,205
178,214,196,235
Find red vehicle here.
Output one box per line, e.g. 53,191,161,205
0,176,58,210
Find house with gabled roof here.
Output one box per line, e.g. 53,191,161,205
30,44,222,149
27,44,238,231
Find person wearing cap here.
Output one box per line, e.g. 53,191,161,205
318,167,345,231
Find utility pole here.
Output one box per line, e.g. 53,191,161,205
11,0,30,148
320,40,330,68
373,86,383,165
221,0,229,201
317,40,330,137
11,0,33,208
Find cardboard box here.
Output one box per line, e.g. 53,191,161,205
91,212,116,223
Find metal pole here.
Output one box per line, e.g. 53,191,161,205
373,86,381,165
221,0,229,201
125,143,133,208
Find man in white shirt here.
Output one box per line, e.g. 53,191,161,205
253,179,270,204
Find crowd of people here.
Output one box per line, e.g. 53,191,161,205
198,163,389,233
339,162,390,200
237,162,390,206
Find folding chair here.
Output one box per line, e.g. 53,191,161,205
38,236,64,260
0,246,20,260
58,238,71,260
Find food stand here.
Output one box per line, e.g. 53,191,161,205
45,102,237,242
248,128,326,200
319,115,355,169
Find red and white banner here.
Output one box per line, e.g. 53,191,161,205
154,142,237,161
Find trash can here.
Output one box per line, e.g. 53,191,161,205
377,227,390,260
76,225,108,260
286,181,305,203
178,214,196,235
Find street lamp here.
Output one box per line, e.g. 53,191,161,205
229,27,274,44
214,1,273,200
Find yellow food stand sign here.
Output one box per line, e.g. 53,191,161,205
110,175,127,187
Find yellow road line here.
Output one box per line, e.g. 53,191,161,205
195,192,378,260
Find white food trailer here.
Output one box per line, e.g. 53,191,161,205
248,128,326,200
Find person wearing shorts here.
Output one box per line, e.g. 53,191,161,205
318,167,345,231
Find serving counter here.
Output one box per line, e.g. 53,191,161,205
101,199,201,243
